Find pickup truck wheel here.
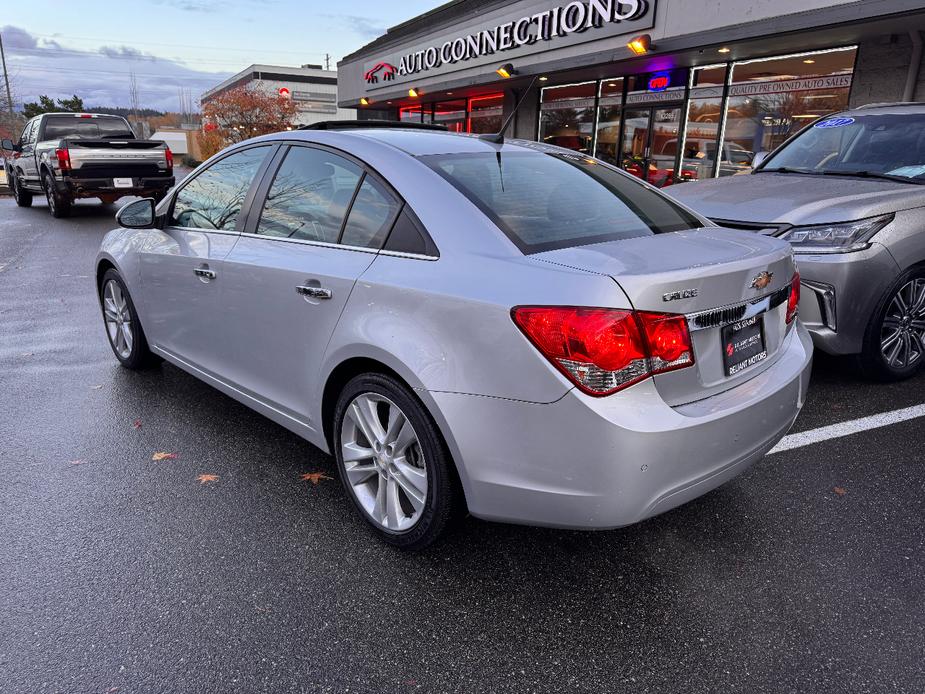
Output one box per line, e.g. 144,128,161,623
43,172,72,218
12,173,33,207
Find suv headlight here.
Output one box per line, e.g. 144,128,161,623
779,214,893,254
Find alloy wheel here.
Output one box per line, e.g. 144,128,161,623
102,279,134,359
340,393,428,532
880,278,925,369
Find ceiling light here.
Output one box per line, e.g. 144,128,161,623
803,59,816,64
718,47,731,54
408,87,420,98
496,63,515,79
538,76,548,82
627,34,652,56
359,97,370,106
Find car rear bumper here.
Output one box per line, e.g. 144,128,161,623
55,175,174,198
430,322,813,529
796,243,899,355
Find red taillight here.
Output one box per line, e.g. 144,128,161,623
786,272,800,324
164,146,173,170
55,148,70,172
512,307,695,396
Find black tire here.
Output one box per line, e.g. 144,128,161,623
332,373,461,551
99,269,159,370
857,266,925,382
43,172,71,218
11,172,33,207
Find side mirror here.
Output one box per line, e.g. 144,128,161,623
751,151,769,169
1,139,17,152
116,198,156,229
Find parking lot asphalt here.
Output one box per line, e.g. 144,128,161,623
1,197,923,694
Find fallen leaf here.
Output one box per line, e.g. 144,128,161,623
91,385,103,390
21,352,34,357
151,452,178,461
196,473,219,485
132,419,142,430
68,459,89,466
833,486,847,497
300,472,333,485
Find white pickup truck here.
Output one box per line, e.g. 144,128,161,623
1,112,175,218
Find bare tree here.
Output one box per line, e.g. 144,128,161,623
129,72,140,136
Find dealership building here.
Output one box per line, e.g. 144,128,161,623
337,0,925,186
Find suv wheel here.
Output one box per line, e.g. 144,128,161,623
859,267,925,381
12,173,33,207
44,172,71,218
99,269,159,370
332,373,460,551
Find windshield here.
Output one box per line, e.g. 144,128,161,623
761,113,925,180
42,115,135,140
422,151,703,253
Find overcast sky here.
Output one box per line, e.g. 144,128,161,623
1,0,440,112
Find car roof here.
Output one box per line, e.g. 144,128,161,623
844,102,925,115
262,127,553,157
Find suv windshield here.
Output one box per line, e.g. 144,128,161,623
42,115,135,140
761,112,925,181
422,151,703,253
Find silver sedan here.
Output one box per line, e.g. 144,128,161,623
96,125,812,549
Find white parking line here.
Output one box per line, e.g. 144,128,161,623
769,404,925,454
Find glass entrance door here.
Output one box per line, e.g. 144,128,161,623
620,105,684,188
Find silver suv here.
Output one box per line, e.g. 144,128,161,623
669,103,925,381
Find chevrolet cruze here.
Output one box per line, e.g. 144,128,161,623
96,123,812,550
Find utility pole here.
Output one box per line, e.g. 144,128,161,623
0,29,15,125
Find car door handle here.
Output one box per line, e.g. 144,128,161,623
296,284,332,300
194,267,216,280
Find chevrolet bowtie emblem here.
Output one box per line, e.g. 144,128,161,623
750,271,774,290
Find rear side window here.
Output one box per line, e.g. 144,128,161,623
422,151,703,253
42,115,134,140
341,176,401,249
256,146,362,243
171,146,271,231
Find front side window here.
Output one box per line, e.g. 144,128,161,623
170,146,271,231
256,146,362,242
20,120,36,145
423,151,702,253
760,112,925,182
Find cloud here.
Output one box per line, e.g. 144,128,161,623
323,14,387,40
1,25,231,111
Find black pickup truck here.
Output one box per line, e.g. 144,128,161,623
1,112,175,218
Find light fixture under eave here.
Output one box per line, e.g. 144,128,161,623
408,87,420,98
627,34,652,56
718,47,731,54
803,59,816,64
538,75,548,82
359,97,370,106
496,63,516,79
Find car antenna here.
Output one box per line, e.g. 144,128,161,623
479,75,539,145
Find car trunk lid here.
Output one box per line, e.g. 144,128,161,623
534,228,797,405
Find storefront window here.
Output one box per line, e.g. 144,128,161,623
468,93,504,134
720,47,856,176
594,78,624,166
678,65,728,182
539,82,596,154
399,106,423,123
434,100,466,133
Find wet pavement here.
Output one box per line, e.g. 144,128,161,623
1,197,923,693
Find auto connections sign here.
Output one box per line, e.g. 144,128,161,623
363,0,655,89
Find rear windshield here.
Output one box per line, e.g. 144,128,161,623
421,150,702,253
42,116,135,140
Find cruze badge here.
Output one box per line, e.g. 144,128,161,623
662,288,699,302
750,271,774,290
